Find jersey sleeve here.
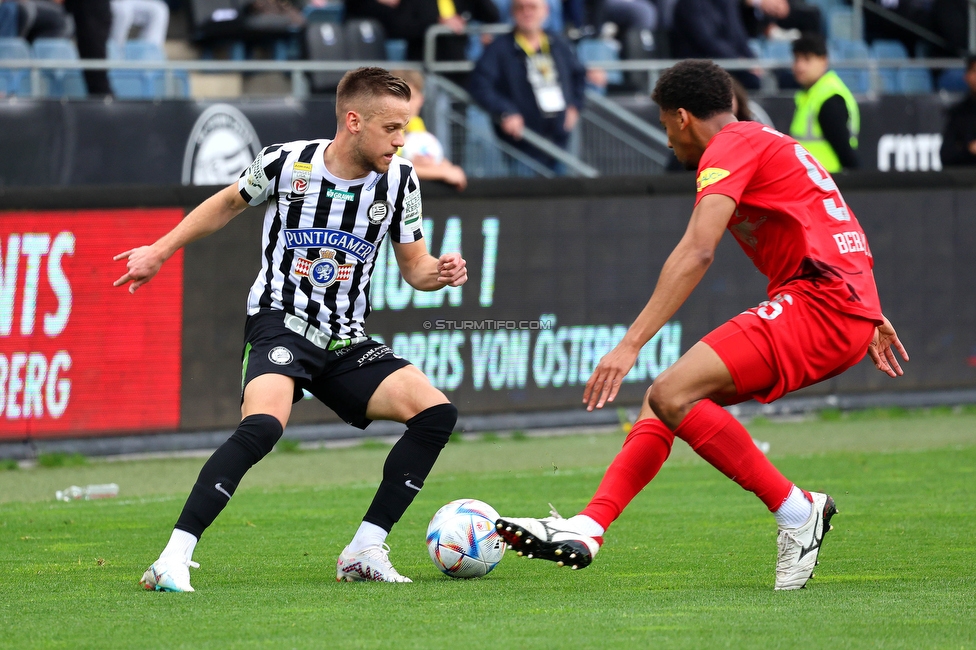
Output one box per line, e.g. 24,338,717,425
238,145,286,206
694,132,761,206
389,165,424,244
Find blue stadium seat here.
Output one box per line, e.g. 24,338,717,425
302,3,343,23
0,37,32,97
827,8,862,41
897,68,932,94
31,38,87,97
938,68,967,92
576,37,623,88
870,39,907,94
762,39,793,63
464,105,505,177
385,38,407,61
829,39,870,93
747,38,763,59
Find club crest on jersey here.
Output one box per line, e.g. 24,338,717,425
295,251,353,288
367,200,392,224
696,167,731,192
291,162,312,195
282,228,376,262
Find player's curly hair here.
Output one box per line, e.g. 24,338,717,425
651,60,733,120
336,67,411,118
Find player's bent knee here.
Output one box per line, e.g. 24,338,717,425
231,413,284,460
646,376,682,422
405,403,457,450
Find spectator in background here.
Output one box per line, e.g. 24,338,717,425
932,0,970,56
790,33,859,172
64,0,113,95
2,0,73,41
940,55,976,166
468,0,586,172
346,0,499,73
394,69,468,188
740,0,821,40
670,0,761,88
109,0,169,48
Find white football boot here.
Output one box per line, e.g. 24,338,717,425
140,556,200,592
775,491,837,590
336,543,412,583
495,509,602,570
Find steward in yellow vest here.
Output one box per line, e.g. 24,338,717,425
789,33,860,172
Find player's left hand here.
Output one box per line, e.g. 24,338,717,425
868,315,909,378
437,252,467,287
583,342,640,411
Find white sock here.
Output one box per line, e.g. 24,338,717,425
347,521,388,553
774,486,813,528
160,528,198,563
565,515,605,538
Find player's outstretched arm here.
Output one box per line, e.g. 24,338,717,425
867,315,909,378
113,184,249,293
392,240,467,290
583,194,736,411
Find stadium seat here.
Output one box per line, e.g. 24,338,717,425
0,37,32,97
897,68,932,94
748,38,763,59
463,105,506,177
827,7,861,41
829,39,870,93
344,19,385,61
305,21,345,92
763,39,793,63
385,38,407,61
576,37,623,88
302,3,343,24
870,39,907,94
31,38,87,98
937,68,967,92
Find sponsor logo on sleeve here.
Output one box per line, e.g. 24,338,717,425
402,189,422,225
696,167,731,192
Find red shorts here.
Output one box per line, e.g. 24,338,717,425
702,288,878,404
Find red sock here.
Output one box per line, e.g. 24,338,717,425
674,400,793,511
580,418,675,531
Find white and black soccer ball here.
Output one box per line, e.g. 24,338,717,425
426,499,506,579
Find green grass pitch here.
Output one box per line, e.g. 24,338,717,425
1,410,975,649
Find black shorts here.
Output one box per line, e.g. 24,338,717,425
241,309,410,429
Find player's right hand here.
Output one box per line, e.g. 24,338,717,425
113,245,164,294
868,315,909,378
583,343,640,411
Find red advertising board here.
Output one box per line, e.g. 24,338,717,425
0,210,183,438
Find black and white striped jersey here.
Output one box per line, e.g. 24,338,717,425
237,138,424,340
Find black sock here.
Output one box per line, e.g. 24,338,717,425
174,414,283,538
363,403,457,531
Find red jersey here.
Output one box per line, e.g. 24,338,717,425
694,121,883,323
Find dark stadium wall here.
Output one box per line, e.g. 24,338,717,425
1,174,974,437
0,95,961,188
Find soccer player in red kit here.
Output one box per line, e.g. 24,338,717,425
495,60,909,590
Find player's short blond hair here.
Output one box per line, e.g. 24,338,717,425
336,67,411,120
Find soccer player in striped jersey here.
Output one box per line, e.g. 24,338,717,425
116,68,468,589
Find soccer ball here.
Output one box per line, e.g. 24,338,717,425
426,499,506,578
401,131,445,164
